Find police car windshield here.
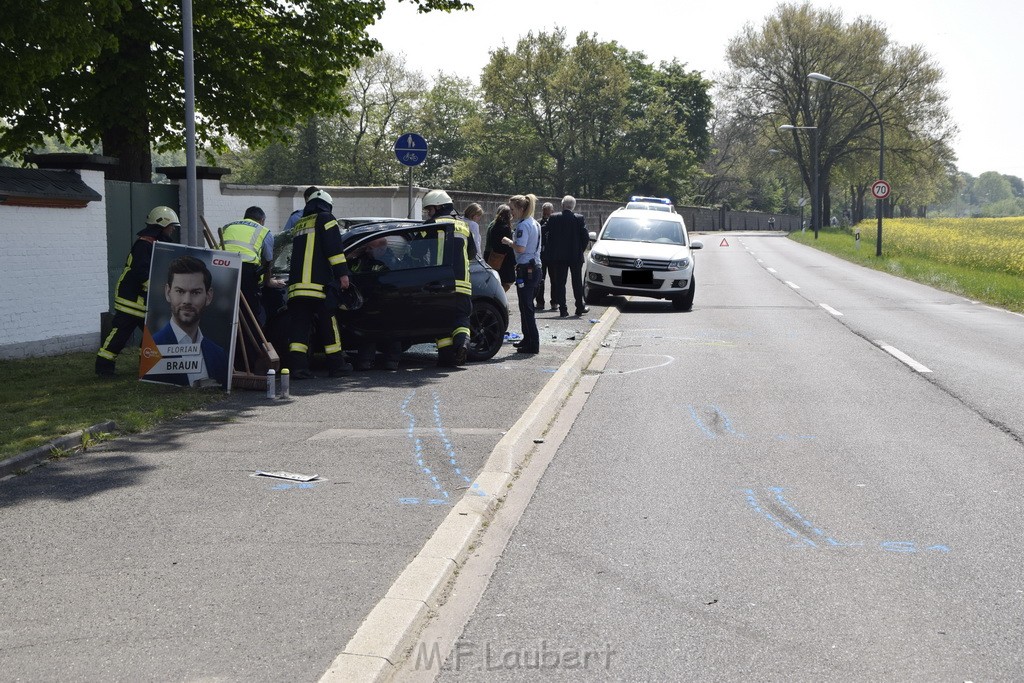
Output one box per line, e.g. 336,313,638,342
602,217,684,244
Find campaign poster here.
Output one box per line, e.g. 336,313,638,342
139,243,241,392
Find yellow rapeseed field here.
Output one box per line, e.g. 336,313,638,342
875,217,1024,278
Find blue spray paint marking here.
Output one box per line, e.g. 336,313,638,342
688,405,717,440
271,482,319,491
743,487,950,554
400,389,450,505
430,390,486,496
742,489,816,547
711,405,746,438
687,405,749,440
769,487,859,548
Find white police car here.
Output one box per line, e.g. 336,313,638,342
584,207,703,311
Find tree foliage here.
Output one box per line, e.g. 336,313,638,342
0,0,470,181
718,2,957,223
466,28,712,201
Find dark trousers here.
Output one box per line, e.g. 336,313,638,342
239,264,265,328
437,294,473,364
517,265,541,351
547,260,586,313
287,296,344,371
96,311,144,366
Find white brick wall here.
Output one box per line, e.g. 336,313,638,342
0,175,425,358
0,169,108,355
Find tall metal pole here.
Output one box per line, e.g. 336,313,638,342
182,0,199,247
812,127,820,239
875,109,885,257
408,166,414,219
808,73,884,256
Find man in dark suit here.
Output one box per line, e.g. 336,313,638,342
152,255,229,389
543,195,591,317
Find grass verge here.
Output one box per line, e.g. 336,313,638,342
0,350,225,461
788,228,1024,313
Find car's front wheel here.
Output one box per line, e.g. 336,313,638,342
672,275,696,311
467,300,506,361
584,282,606,305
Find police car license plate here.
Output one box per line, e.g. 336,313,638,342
621,270,653,285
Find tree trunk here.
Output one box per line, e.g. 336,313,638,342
820,177,831,228
96,9,153,183
102,124,153,183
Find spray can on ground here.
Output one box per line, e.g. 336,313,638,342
266,369,276,399
280,368,290,398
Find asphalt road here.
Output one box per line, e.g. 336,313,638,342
434,234,1024,681
5,234,1024,681
0,295,606,682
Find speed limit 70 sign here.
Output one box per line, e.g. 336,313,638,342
871,179,891,200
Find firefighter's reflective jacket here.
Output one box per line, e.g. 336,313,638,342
112,226,171,319
287,210,349,300
434,216,474,296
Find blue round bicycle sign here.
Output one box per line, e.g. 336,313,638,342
394,133,428,167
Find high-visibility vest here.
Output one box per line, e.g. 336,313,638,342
221,220,270,265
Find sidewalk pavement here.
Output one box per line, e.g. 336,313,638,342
0,294,613,682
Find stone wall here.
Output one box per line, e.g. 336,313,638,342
0,168,109,358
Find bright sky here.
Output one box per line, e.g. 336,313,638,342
370,0,1024,181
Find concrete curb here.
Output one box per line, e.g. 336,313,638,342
319,307,622,682
0,421,118,480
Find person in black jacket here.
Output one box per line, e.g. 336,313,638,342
543,195,590,317
533,202,554,310
285,189,353,379
484,204,516,291
95,206,180,377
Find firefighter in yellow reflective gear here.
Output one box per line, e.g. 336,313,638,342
422,189,476,367
219,206,279,326
285,189,352,379
95,206,180,377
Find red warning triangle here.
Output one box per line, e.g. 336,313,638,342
719,238,730,247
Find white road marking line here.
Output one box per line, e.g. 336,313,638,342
767,268,777,273
757,259,764,263
876,341,932,373
820,303,844,316
985,305,1024,319
784,281,800,289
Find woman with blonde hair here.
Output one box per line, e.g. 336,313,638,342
502,193,542,354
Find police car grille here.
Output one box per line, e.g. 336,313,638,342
607,256,672,270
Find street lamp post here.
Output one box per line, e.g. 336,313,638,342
808,72,885,257
779,124,819,239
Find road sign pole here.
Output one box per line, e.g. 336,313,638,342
408,166,414,219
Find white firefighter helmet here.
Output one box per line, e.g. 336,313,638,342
146,206,180,228
307,189,333,207
422,189,452,208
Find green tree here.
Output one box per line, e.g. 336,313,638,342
720,3,956,228
0,0,470,182
974,171,1013,205
469,28,711,200
413,75,480,189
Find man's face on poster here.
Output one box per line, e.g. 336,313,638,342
165,272,213,327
